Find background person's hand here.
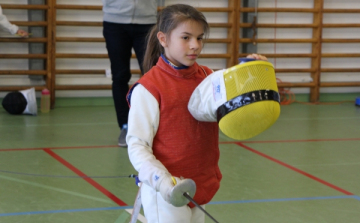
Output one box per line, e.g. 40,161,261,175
246,53,268,61
16,29,29,37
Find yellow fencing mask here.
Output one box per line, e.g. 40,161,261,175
188,59,280,140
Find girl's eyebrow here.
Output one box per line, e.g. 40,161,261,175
181,32,205,37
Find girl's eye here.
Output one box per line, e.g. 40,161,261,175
197,37,203,40
182,36,189,40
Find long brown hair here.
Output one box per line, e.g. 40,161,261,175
142,4,210,73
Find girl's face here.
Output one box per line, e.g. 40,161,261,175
157,20,204,67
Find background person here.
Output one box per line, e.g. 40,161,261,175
102,0,157,147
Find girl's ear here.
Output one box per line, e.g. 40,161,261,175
157,31,167,47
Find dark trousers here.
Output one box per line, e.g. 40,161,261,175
103,21,154,128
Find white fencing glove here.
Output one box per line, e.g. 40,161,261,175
138,159,196,207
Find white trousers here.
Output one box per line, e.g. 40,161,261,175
141,183,205,223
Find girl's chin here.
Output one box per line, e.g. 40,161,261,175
182,61,196,67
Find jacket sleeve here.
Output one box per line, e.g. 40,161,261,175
188,69,227,122
0,6,18,35
126,84,171,190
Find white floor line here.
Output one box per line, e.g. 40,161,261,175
126,209,147,223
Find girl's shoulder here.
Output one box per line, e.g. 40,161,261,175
198,65,213,77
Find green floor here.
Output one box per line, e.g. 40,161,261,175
0,96,359,223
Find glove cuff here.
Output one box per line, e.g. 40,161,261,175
138,159,170,190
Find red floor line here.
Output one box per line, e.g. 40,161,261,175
236,142,354,196
0,145,119,152
1,137,359,152
43,148,128,206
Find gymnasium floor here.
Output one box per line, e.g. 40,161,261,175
0,96,359,223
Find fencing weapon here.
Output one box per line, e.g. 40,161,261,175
129,176,220,223
129,181,142,223
171,177,219,223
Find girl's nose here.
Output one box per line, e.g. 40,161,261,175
190,39,200,50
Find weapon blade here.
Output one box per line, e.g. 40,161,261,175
183,193,219,223
129,184,142,223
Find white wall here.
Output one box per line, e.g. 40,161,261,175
1,0,360,97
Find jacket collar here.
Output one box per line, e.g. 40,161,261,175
156,56,199,79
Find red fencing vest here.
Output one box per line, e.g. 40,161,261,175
134,57,222,206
